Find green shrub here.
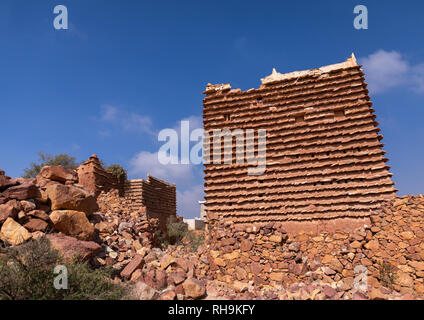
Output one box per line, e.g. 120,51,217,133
106,164,127,182
23,152,79,178
166,217,189,245
157,217,204,252
185,232,205,252
378,261,397,289
0,237,127,300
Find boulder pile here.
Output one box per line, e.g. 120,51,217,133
2,166,424,300
0,166,210,300
206,194,424,299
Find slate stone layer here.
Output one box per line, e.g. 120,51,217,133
202,56,396,232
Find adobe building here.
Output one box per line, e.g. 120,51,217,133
202,54,396,235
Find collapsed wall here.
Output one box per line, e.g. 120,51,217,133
207,195,424,297
202,54,396,234
77,156,177,231
125,175,177,231
76,154,123,196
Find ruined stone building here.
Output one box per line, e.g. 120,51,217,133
202,54,396,234
77,155,176,229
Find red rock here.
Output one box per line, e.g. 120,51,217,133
240,240,253,252
175,284,185,295
120,255,144,279
46,233,101,262
160,290,176,300
27,210,50,221
155,270,168,289
38,166,78,184
45,184,98,216
322,285,337,299
3,183,40,201
0,200,20,224
23,218,48,232
169,272,186,285
50,210,95,241
0,172,18,192
250,262,263,275
183,278,206,299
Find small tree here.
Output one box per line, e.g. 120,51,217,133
106,164,127,182
23,152,79,178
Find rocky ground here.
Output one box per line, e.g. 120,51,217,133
0,166,422,300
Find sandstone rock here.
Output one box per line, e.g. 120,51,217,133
0,218,31,245
250,262,263,275
269,272,284,281
214,258,226,267
50,210,95,240
27,210,50,221
240,239,253,252
233,281,249,292
38,166,78,184
397,272,414,287
95,221,115,234
169,273,186,285
400,231,415,240
160,254,176,270
223,250,239,260
369,287,387,300
160,289,176,300
0,172,19,192
20,200,36,213
365,240,379,251
23,218,48,232
288,242,301,252
46,233,101,261
121,255,144,278
322,285,337,299
0,200,20,224
409,261,424,271
46,184,98,216
183,278,206,299
234,265,248,280
132,282,159,300
269,235,282,243
3,183,40,201
130,269,143,282
350,240,362,249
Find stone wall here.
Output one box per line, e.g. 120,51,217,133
77,156,177,231
207,195,424,297
76,154,123,196
202,54,396,233
125,175,177,231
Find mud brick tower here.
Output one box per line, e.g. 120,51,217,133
202,54,396,234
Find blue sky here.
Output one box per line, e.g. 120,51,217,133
1,0,423,218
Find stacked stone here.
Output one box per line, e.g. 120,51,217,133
0,166,102,261
76,154,123,196
203,54,396,232
124,179,144,212
124,175,177,231
207,195,424,298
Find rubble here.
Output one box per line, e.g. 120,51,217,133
1,160,423,300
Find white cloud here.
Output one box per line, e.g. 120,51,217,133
412,63,424,93
128,151,197,188
360,50,424,94
99,105,155,135
178,115,203,131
